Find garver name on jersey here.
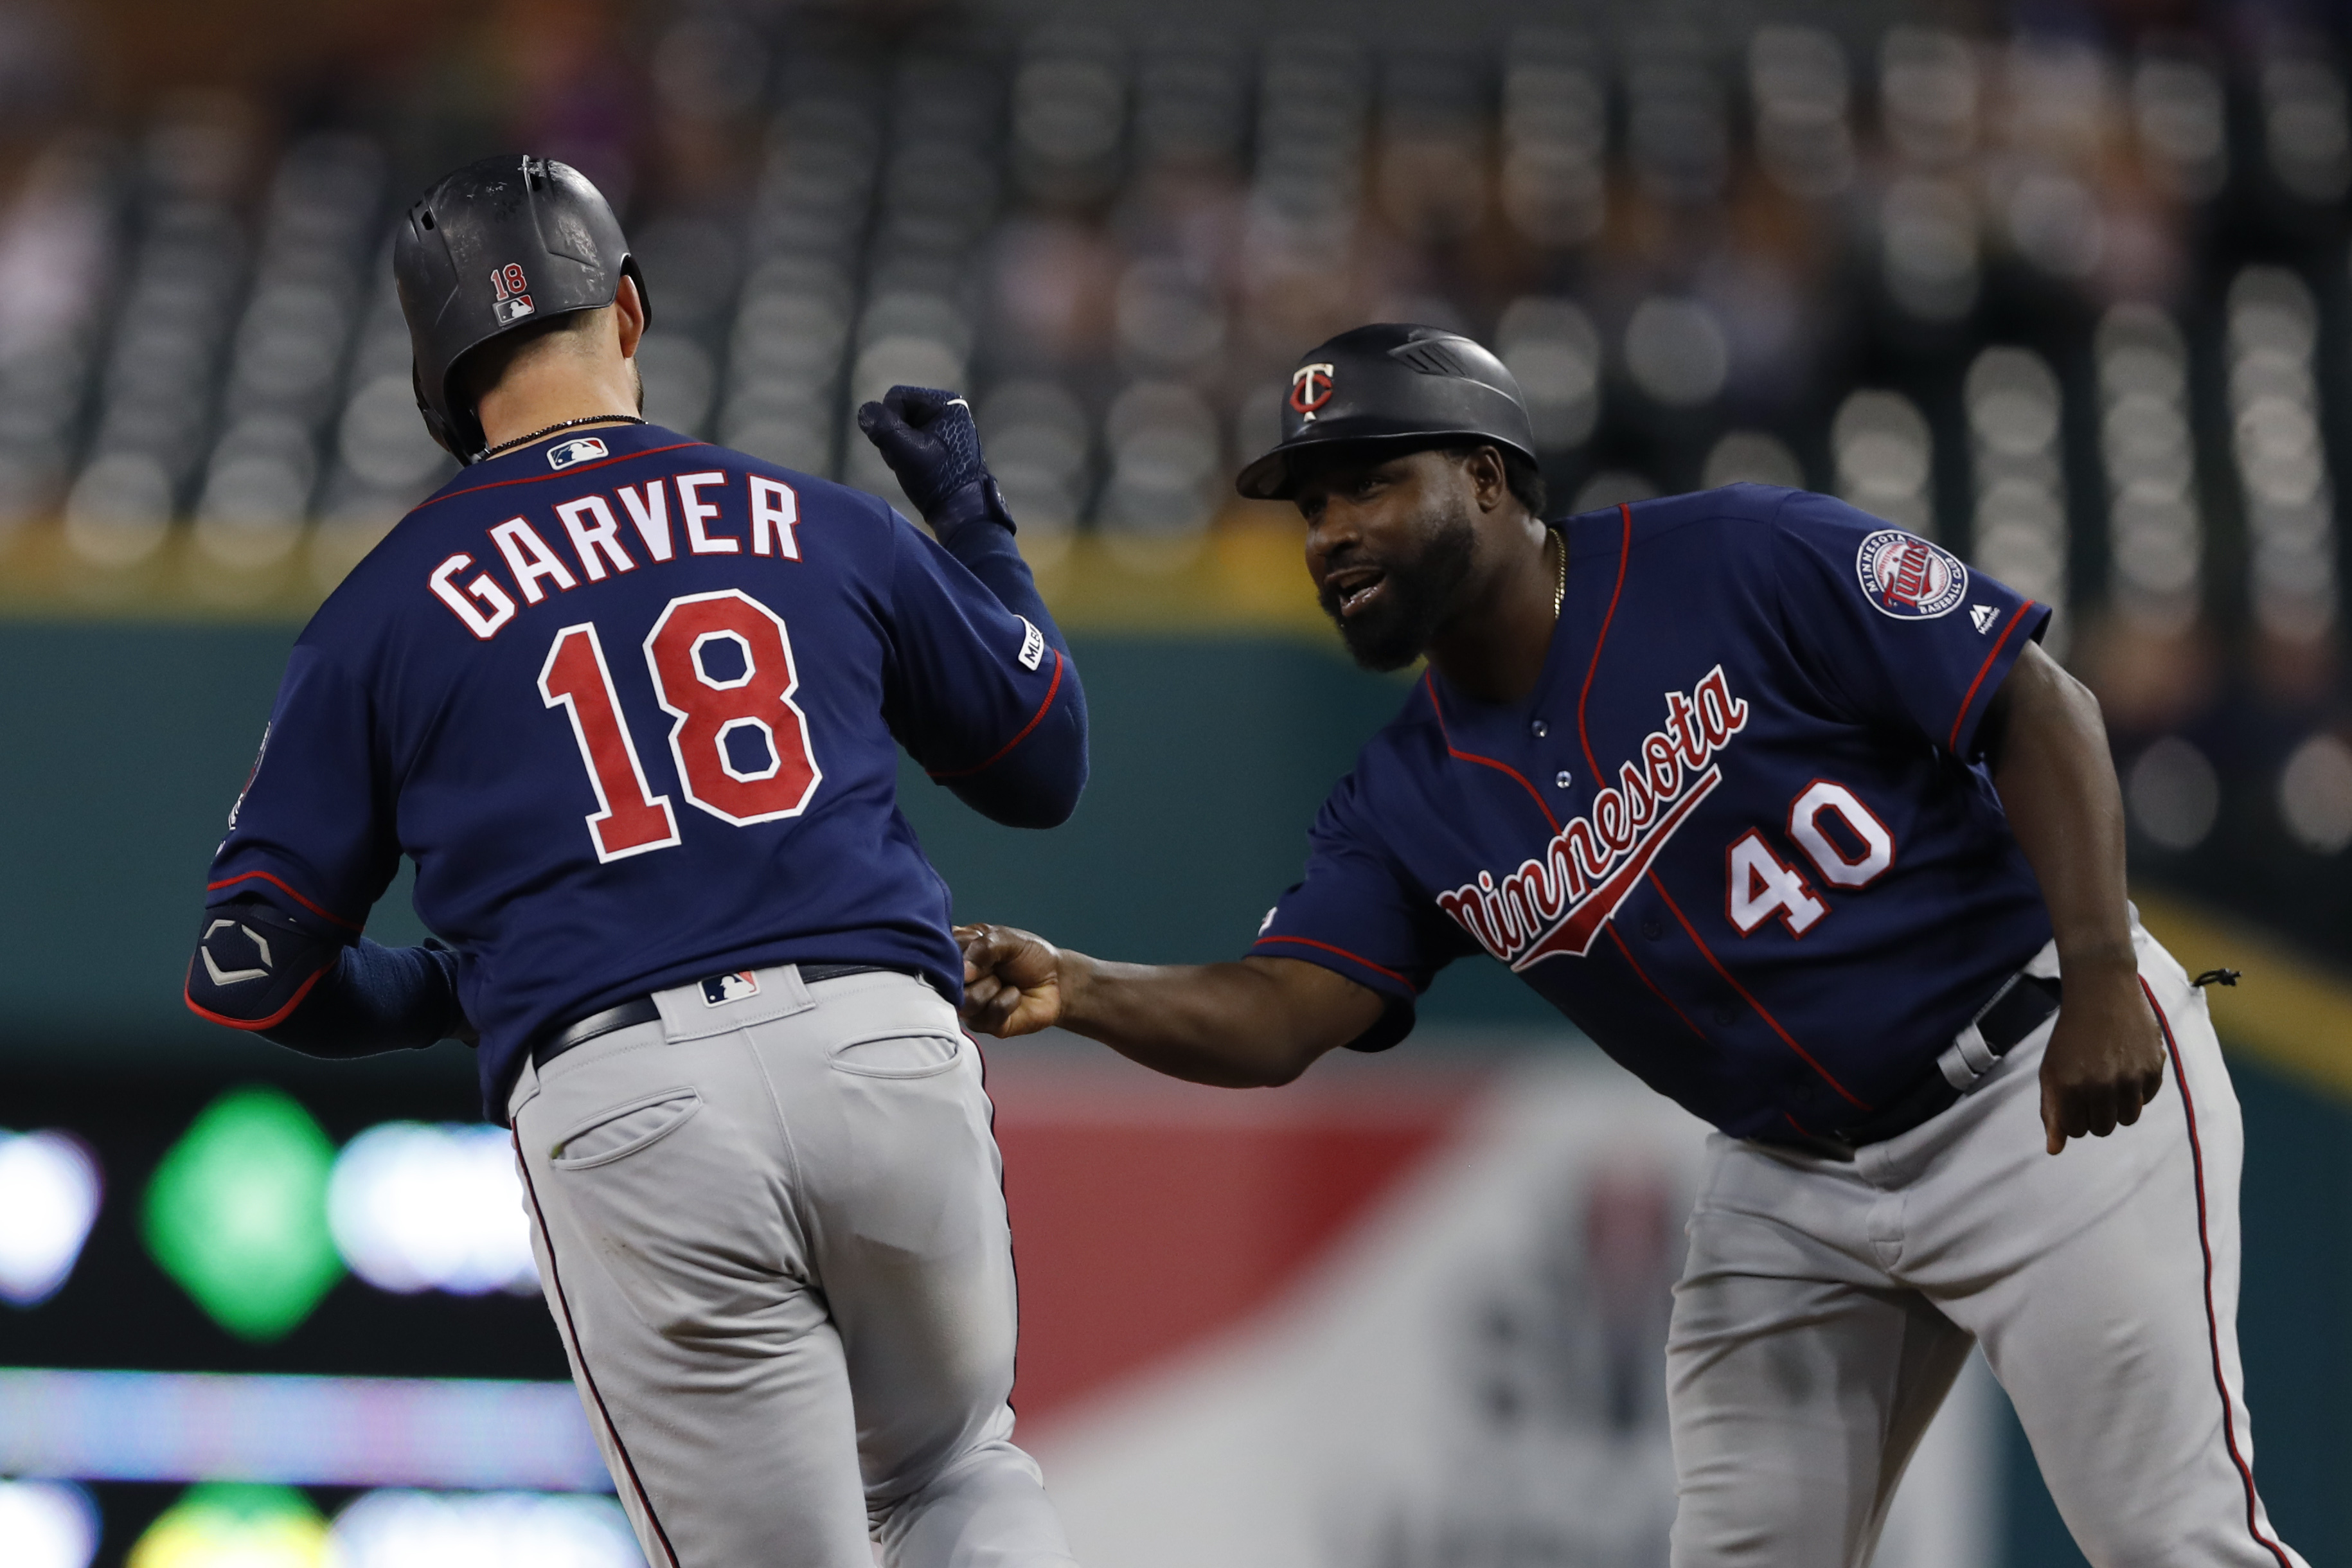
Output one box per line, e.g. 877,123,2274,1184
427,469,805,640
1439,665,1748,969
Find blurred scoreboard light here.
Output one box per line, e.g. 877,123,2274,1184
127,1484,329,1568
330,1489,640,1567
0,1477,99,1568
328,1124,539,1296
121,1484,641,1568
0,1369,607,1491
0,1130,102,1307
143,1089,342,1341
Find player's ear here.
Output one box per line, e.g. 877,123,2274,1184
612,275,646,360
1465,444,1510,513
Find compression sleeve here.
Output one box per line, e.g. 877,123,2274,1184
885,508,1088,828
260,940,467,1058
186,885,466,1055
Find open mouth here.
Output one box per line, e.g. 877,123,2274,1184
1325,565,1387,618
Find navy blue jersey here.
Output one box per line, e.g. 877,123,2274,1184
1254,485,2054,1141
204,423,1083,1112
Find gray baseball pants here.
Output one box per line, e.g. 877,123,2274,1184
507,963,1078,1568
1668,929,2306,1567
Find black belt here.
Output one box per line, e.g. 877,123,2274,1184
531,964,905,1070
1757,972,2062,1162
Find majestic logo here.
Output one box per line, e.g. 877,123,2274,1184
1970,603,1999,634
548,436,609,470
490,262,536,325
701,971,760,1005
1438,667,1750,970
1290,362,1335,420
1856,529,1967,619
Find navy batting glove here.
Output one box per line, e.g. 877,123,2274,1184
855,384,1015,536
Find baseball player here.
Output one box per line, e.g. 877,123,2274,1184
958,324,2304,1565
183,156,1085,1568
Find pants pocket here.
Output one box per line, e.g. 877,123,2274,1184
549,1087,703,1169
827,1031,965,1080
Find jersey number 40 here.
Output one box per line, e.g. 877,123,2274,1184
537,589,822,862
1724,781,1894,938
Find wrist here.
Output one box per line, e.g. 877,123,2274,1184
2054,937,2139,982
924,476,1013,539
1056,947,1100,1029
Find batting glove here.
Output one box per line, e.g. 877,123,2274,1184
855,385,1016,536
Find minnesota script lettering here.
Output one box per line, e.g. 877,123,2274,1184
1440,666,1749,970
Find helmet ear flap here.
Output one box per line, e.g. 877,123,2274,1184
413,361,471,465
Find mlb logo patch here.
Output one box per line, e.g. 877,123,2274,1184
548,436,609,470
700,971,760,1006
1017,616,1046,672
490,261,535,325
1855,529,1968,620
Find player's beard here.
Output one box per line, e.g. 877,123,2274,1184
1320,498,1479,672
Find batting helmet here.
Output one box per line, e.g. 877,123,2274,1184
393,155,650,463
1235,323,1538,501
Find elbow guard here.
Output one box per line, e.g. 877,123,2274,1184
185,895,344,1030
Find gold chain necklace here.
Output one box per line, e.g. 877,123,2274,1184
1550,528,1567,620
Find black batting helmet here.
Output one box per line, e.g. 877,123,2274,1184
393,155,649,463
1236,323,1537,501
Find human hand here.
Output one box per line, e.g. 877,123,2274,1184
2038,967,2168,1154
855,385,1007,535
955,922,1067,1037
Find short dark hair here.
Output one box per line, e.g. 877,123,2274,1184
450,306,604,418
1441,440,1547,519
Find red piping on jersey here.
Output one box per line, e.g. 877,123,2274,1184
1252,934,1422,992
1605,925,1707,1040
1574,503,1635,782
205,870,362,931
926,650,1065,780
183,962,328,1031
1948,601,2036,753
1568,503,1702,1040
2148,979,2296,1568
414,441,708,509
1423,674,1561,831
1650,871,1869,1110
513,1130,683,1568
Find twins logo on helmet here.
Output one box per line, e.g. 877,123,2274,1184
1290,362,1335,420
1855,530,1968,620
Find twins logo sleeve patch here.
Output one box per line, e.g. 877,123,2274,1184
1855,530,1968,619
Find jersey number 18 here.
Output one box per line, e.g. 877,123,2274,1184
537,589,823,862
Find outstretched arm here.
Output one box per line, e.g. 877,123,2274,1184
956,923,1387,1087
1981,641,2166,1154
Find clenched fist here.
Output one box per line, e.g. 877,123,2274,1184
955,923,1069,1037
